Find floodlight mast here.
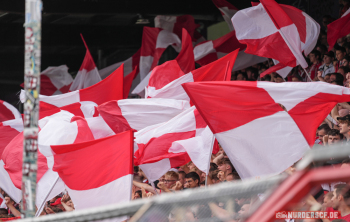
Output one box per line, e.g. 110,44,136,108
22,0,42,218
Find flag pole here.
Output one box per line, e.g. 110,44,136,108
22,0,42,218
205,134,216,188
35,176,59,217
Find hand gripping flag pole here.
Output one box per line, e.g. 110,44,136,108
22,0,42,218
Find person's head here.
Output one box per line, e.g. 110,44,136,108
327,129,343,145
330,72,344,84
0,208,7,215
236,72,248,81
320,32,328,46
322,15,333,29
337,115,350,135
226,172,240,181
217,158,234,174
274,74,284,83
336,47,347,62
309,50,321,64
342,55,350,68
165,171,179,189
238,203,251,219
210,162,218,171
324,51,335,65
317,124,331,140
137,167,146,179
246,67,259,80
178,171,186,186
338,66,350,78
323,191,334,208
187,161,195,170
343,42,350,55
324,73,331,83
209,170,219,184
292,74,303,82
316,44,328,56
184,172,200,188
332,184,350,210
134,190,142,199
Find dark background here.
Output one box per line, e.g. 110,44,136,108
0,0,340,105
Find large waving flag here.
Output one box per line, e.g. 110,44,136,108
135,106,214,182
97,98,190,134
232,0,319,76
48,130,133,211
0,100,21,122
146,49,239,101
21,64,124,112
194,31,267,70
21,65,74,96
183,81,350,179
327,8,350,51
212,0,239,30
69,35,102,91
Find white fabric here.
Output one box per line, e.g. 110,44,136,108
218,6,237,31
3,118,24,132
2,101,21,120
86,116,116,139
119,98,190,131
99,57,133,80
140,159,171,183
20,89,80,107
257,81,343,111
194,41,215,61
70,67,102,91
233,50,267,71
79,101,98,118
232,4,278,40
215,111,309,179
66,174,132,213
342,7,350,17
0,160,22,203
139,56,154,82
146,73,194,101
41,65,73,90
0,192,6,208
154,16,176,33
132,69,152,96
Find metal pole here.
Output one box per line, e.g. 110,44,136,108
22,0,42,218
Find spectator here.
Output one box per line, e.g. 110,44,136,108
323,129,344,145
338,66,350,81
164,171,179,190
291,74,303,82
317,51,335,81
246,67,259,81
337,115,350,143
236,72,248,81
335,47,347,72
184,172,200,188
273,73,285,83
331,184,350,221
316,124,331,144
343,55,350,69
308,50,323,80
316,44,328,58
217,158,234,176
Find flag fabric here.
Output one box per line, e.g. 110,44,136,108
123,66,139,99
327,8,350,51
39,101,99,119
232,0,319,73
69,35,102,91
135,106,214,182
97,98,190,134
0,100,21,122
20,64,124,111
47,130,133,212
0,118,23,203
154,15,199,41
194,31,267,70
21,65,74,96
183,81,350,179
212,0,239,30
145,49,239,101
0,192,6,208
137,27,182,82
133,29,195,96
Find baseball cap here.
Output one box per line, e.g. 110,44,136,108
50,198,62,206
324,51,335,58
337,114,350,121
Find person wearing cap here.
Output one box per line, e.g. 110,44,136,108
337,115,350,143
317,51,336,81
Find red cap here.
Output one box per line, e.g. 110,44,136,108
50,198,62,206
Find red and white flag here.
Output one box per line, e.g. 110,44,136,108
183,81,350,179
232,0,319,73
137,27,181,82
212,0,239,30
97,98,190,134
69,35,102,91
327,8,350,51
133,29,195,96
0,118,23,203
21,65,74,96
47,130,133,211
194,31,267,70
0,192,6,208
21,64,124,111
135,106,214,182
0,100,21,122
146,49,239,101
123,66,139,99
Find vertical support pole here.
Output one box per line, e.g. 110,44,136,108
22,0,42,218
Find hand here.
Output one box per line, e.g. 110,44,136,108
45,207,55,214
61,193,70,203
346,72,350,80
323,135,329,145
146,192,154,198
141,187,147,198
218,171,225,181
174,181,183,190
5,197,14,207
157,181,166,190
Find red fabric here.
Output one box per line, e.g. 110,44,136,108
39,103,86,119
2,132,48,189
327,10,350,51
340,213,350,222
79,34,96,72
212,0,239,11
280,4,307,43
79,63,124,104
140,27,161,56
182,81,283,134
173,15,199,40
0,217,21,221
97,100,132,134
260,0,294,29
134,131,195,165
70,116,95,143
192,49,239,82
40,75,58,96
0,101,15,122
260,62,287,78
0,123,22,159
50,197,62,206
175,28,195,73
123,66,138,99
148,60,185,90
52,131,133,190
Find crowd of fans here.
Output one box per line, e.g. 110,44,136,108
1,3,350,222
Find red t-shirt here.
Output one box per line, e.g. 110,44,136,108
339,213,350,221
